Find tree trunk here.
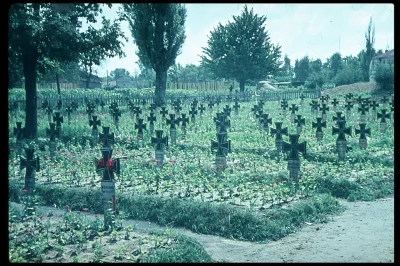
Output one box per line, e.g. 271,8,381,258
239,79,245,92
155,70,167,106
23,47,38,140
56,72,61,95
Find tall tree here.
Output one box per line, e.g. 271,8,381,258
109,68,130,81
121,4,187,105
79,17,127,88
329,52,342,79
310,58,322,74
283,54,292,76
294,56,310,82
201,5,281,92
9,3,104,139
361,16,376,81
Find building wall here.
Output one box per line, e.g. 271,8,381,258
369,56,394,82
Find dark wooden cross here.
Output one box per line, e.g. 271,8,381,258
358,103,369,115
191,98,198,108
56,99,62,110
147,112,157,125
180,113,189,127
46,105,53,116
370,100,379,111
46,122,59,141
141,99,147,106
363,97,371,107
289,104,298,114
133,106,142,118
251,105,260,116
20,148,40,193
260,113,272,132
151,130,168,150
299,94,306,102
208,101,215,110
166,113,179,129
377,109,390,123
198,104,206,115
89,115,101,130
223,105,232,117
283,134,306,160
112,108,121,123
319,95,327,104
270,122,288,140
281,99,288,109
294,114,305,127
71,101,78,112
345,93,353,102
96,148,120,181
310,100,319,111
86,104,95,117
331,98,340,107
14,121,25,141
233,101,240,111
380,96,389,105
109,101,118,114
41,99,49,110
174,102,182,114
355,123,371,139
258,99,265,108
211,133,231,156
332,120,352,141
312,117,326,132
100,100,105,110
160,106,168,119
53,112,64,127
189,108,198,118
255,109,264,121
215,114,230,134
332,111,345,125
319,103,329,114
149,103,157,113
128,101,135,113
66,105,73,117
356,96,364,105
135,118,147,135
344,101,354,111
99,126,114,147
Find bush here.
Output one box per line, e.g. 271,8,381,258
333,65,363,86
305,72,325,89
374,63,394,91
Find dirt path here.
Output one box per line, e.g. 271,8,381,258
10,196,394,263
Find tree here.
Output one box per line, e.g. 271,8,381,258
294,56,311,82
109,68,130,81
121,4,187,105
361,17,376,81
374,63,394,91
9,3,106,139
283,54,292,76
310,59,322,74
329,52,342,79
201,5,281,92
79,17,127,88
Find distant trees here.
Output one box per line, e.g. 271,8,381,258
374,63,394,91
109,68,130,81
201,5,281,92
121,3,187,106
293,56,310,82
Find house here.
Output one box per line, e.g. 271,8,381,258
79,74,102,89
369,49,394,82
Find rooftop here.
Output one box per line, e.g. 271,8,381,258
372,49,394,59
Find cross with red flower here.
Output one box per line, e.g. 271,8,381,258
96,147,120,181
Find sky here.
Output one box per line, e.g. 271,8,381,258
83,3,394,77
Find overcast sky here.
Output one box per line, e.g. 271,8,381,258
85,3,394,77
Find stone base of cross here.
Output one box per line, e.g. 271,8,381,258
56,126,62,139
287,159,300,187
49,140,56,158
322,113,327,123
101,180,116,227
291,113,295,123
316,131,323,141
336,140,347,160
296,126,302,135
359,138,367,149
170,128,177,145
359,114,366,124
380,122,387,133
92,129,99,146
215,155,227,175
181,126,187,136
275,139,283,153
155,149,165,167
346,110,351,119
333,106,337,112
371,110,377,120
149,124,154,135
16,139,23,154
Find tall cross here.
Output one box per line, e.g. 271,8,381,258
71,101,78,111
159,106,168,119
344,101,354,111
363,97,371,107
89,115,101,130
151,130,168,150
331,98,340,107
380,96,389,105
180,113,189,127
198,104,206,115
96,148,120,181
260,113,272,131
377,109,390,123
128,102,135,113
223,105,232,117
53,112,64,127
147,112,157,125
358,103,369,115
281,99,288,109
319,95,327,104
99,126,114,147
283,134,306,160
345,93,353,102
251,105,260,116
355,123,371,139
135,118,147,135
41,99,49,110
255,109,264,121
141,99,147,106
56,99,62,110
299,94,306,102
86,104,95,117
189,108,198,118
319,103,329,114
211,133,231,156
294,114,305,127
66,105,73,117
370,100,379,111
109,101,118,113
270,122,288,140
46,122,59,141
20,148,40,184
166,113,179,129
332,111,345,125
312,117,326,132
233,101,240,111
112,108,121,123
99,100,105,110
46,105,53,116
14,121,25,141
289,104,298,114
356,96,364,105
174,103,182,114
208,101,215,109
332,120,352,141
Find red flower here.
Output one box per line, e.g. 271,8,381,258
22,189,28,193
38,216,44,219
97,158,105,167
270,183,275,187
27,231,32,235
82,208,89,212
275,178,280,182
255,149,259,153
106,158,114,169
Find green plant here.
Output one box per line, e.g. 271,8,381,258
374,63,394,91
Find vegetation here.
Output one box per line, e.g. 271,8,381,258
374,63,394,92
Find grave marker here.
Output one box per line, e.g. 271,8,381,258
112,107,121,129
56,99,62,110
151,130,168,167
355,123,371,149
20,148,40,195
289,104,298,123
89,115,101,146
86,103,95,120
310,100,319,117
223,105,232,117
332,120,352,160
189,108,197,124
14,121,25,154
377,109,390,133
180,113,189,136
299,93,305,106
211,133,231,175
99,126,114,148
233,101,240,115
270,122,288,153
260,113,272,133
166,113,179,145
45,105,53,123
332,111,345,125
358,103,369,124
331,98,339,112
65,105,73,124
135,118,147,140
198,104,206,116
281,100,288,117
147,112,157,135
283,134,306,187
319,103,329,123
159,106,168,122
344,101,354,119
46,122,59,158
369,100,379,120
312,117,326,141
53,111,63,139
294,114,305,134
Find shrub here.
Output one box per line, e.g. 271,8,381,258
333,65,363,86
374,63,394,91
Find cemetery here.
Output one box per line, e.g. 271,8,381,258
8,3,393,263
